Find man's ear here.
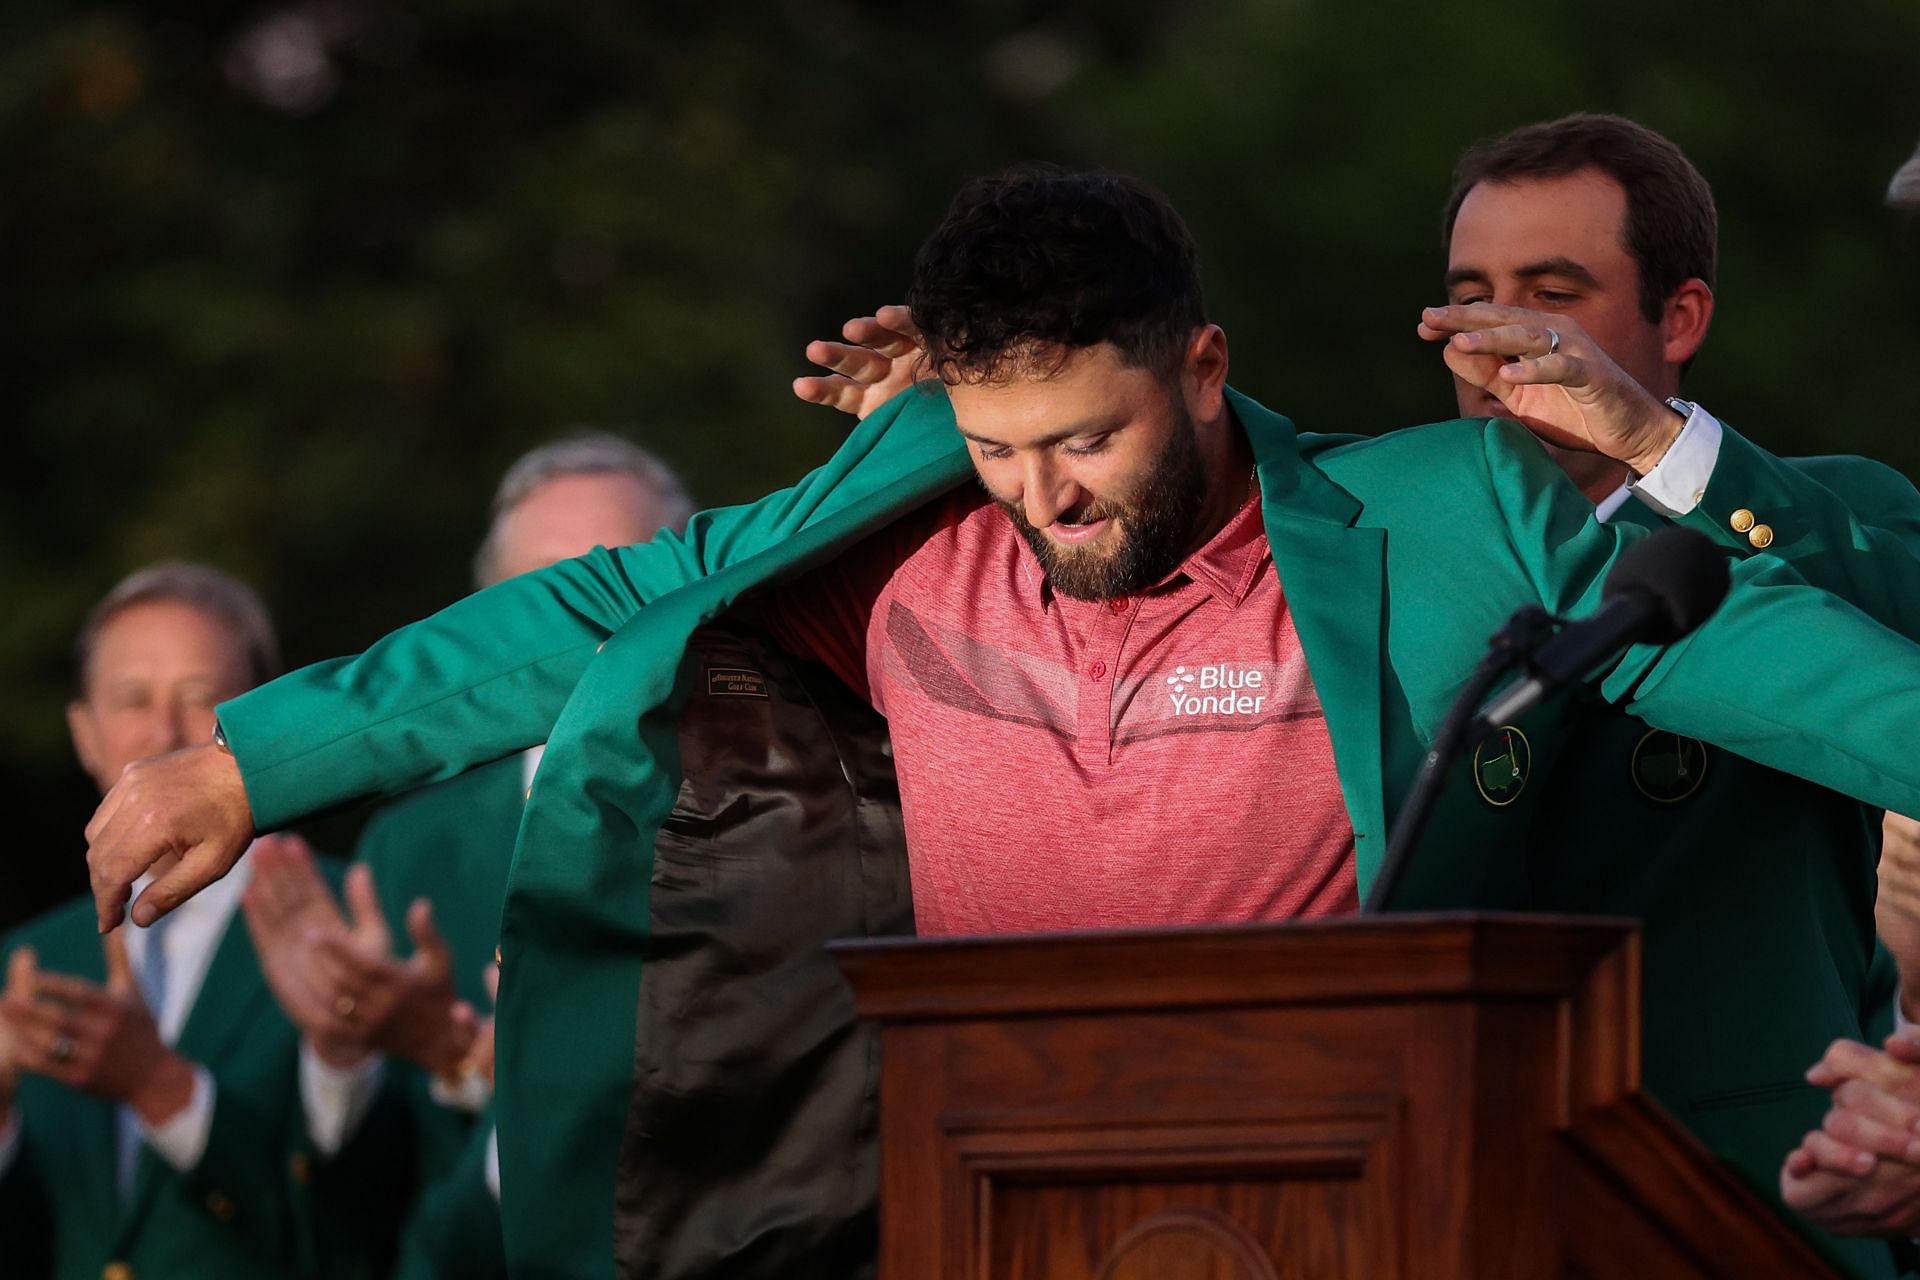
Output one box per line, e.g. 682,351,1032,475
1182,324,1230,422
1661,279,1714,368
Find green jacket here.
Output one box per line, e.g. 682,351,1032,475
220,387,1920,1278
1532,443,1920,1279
0,898,306,1280
345,755,519,1280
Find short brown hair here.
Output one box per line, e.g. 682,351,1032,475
74,561,282,694
908,167,1207,385
1444,113,1717,322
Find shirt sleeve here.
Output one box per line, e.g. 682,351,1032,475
484,1125,501,1203
1626,402,1723,517
140,1063,216,1171
428,1066,493,1115
299,1041,386,1157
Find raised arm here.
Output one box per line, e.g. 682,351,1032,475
86,383,970,930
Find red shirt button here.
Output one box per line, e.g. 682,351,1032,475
1108,598,1130,614
1088,660,1107,679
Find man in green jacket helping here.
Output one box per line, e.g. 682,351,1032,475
81,169,1920,1278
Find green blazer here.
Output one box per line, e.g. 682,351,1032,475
1523,444,1920,1279
349,755,520,1280
0,898,305,1280
219,387,1920,1278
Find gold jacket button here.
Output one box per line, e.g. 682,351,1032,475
206,1190,236,1222
288,1153,310,1184
102,1263,134,1280
1729,508,1756,534
1748,523,1775,549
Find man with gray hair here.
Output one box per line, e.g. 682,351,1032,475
240,431,692,1278
0,561,358,1277
475,432,695,585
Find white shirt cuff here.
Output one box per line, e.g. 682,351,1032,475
141,1064,216,1171
484,1126,501,1203
427,1066,493,1114
1626,402,1722,518
299,1041,385,1157
1897,991,1919,1039
0,1107,20,1177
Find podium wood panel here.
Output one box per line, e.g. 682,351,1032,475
836,914,1842,1280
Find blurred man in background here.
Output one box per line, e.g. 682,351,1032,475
0,563,363,1278
242,432,693,1278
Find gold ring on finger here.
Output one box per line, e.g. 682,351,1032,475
1542,327,1561,358
334,994,357,1018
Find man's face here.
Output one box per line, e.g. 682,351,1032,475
67,600,254,796
1445,168,1677,415
489,471,676,584
947,343,1207,601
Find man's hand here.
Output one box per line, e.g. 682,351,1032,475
791,305,929,420
310,881,475,1077
0,956,20,1125
1880,813,1920,1022
241,835,367,1067
86,742,256,932
258,857,476,1078
0,935,197,1126
1418,304,1683,476
1779,1035,1920,1235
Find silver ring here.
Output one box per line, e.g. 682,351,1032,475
1542,327,1561,358
51,1035,75,1063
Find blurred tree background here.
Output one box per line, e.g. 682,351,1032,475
5,0,1918,928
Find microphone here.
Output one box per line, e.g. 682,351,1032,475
1363,525,1731,914
1477,526,1730,730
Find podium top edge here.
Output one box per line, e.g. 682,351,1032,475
831,912,1641,1021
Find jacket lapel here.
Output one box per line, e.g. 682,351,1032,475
1231,390,1390,898
120,913,269,1229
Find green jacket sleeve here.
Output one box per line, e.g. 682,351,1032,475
391,1116,506,1280
221,387,969,830
1478,420,1920,818
1673,421,1920,635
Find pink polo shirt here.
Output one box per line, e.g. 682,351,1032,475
766,485,1356,936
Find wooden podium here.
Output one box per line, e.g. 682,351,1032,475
834,915,1842,1279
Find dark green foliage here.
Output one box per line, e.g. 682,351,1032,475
4,0,1917,926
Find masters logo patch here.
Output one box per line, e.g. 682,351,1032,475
1472,724,1531,808
707,666,769,699
1631,730,1708,803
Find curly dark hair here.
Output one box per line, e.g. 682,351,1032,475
906,166,1207,385
1444,113,1717,323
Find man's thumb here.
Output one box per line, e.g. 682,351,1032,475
406,899,449,972
345,864,390,947
103,928,137,998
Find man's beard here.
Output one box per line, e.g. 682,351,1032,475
998,417,1209,602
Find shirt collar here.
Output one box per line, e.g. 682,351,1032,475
1015,481,1270,611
